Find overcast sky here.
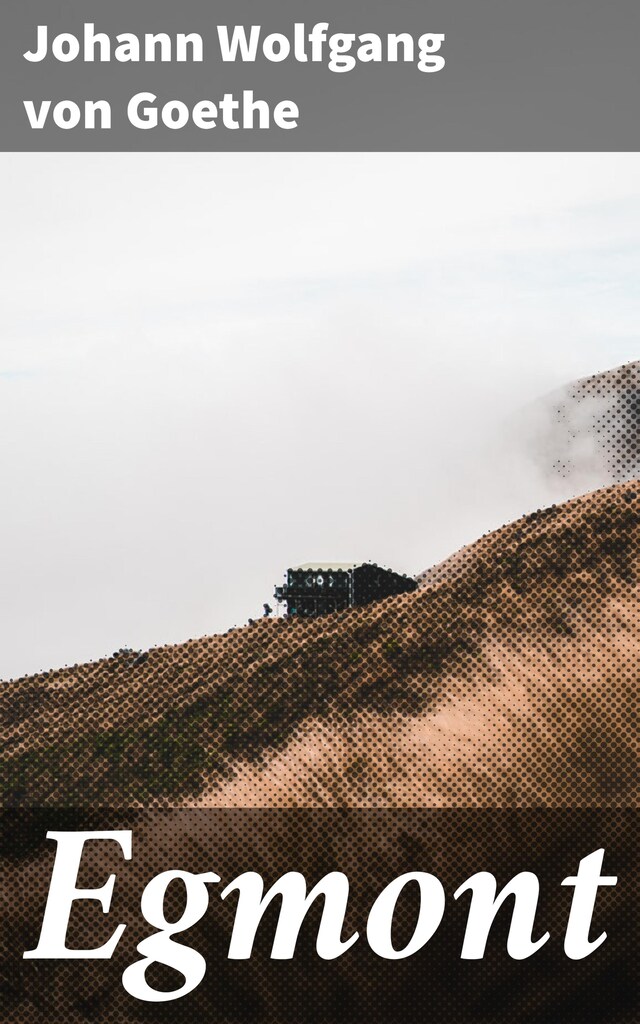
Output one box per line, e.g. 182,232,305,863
1,152,640,679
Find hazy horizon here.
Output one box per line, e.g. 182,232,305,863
2,152,640,679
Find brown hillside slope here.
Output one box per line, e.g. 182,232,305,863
204,487,640,808
2,481,640,807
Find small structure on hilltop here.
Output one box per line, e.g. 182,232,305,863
274,561,417,618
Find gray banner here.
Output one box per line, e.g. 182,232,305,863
1,0,639,151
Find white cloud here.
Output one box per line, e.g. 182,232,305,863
1,153,639,677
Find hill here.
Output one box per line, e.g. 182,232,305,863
2,480,639,807
526,360,640,491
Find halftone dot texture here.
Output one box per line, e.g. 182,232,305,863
538,361,640,486
2,479,639,810
0,810,637,1021
1,367,640,1018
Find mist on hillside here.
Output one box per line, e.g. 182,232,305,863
2,152,640,679
0,339,586,680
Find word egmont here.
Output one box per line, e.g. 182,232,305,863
23,832,617,1004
